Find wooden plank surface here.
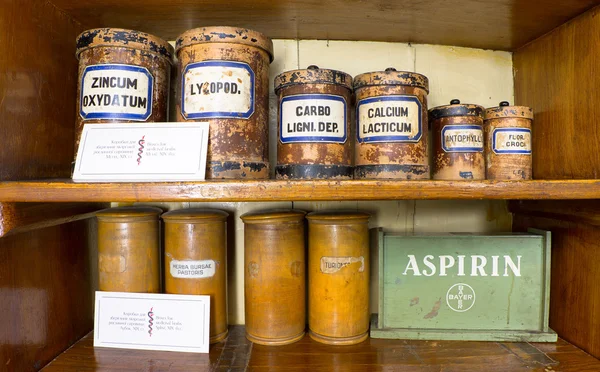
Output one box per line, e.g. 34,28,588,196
43,327,600,371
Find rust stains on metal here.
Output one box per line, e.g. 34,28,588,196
423,298,442,319
410,297,420,306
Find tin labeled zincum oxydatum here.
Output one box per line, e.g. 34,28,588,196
175,27,273,179
274,65,353,179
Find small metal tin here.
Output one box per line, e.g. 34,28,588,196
307,211,370,345
240,210,306,345
484,102,534,180
353,68,430,179
75,28,173,162
430,99,485,180
274,65,353,179
162,209,229,344
96,206,162,293
175,27,274,179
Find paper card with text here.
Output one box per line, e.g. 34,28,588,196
73,122,209,182
94,291,210,353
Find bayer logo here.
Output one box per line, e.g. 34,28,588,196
446,283,476,312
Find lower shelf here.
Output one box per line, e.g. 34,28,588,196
43,326,600,371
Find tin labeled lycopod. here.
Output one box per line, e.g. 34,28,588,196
175,27,273,179
430,99,485,180
353,68,430,179
274,65,353,179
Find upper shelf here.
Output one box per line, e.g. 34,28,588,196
49,0,598,51
0,179,599,202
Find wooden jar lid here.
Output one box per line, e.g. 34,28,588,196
485,101,534,120
274,65,353,93
161,208,228,223
241,209,306,224
353,68,429,93
76,28,174,61
306,211,370,224
175,26,274,62
429,99,484,120
96,206,163,222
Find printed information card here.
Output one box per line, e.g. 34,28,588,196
73,122,209,182
94,291,210,353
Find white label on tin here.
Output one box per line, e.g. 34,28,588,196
279,94,347,143
80,64,153,121
170,260,216,279
441,125,484,153
492,128,531,154
181,60,254,120
320,256,365,274
356,95,422,143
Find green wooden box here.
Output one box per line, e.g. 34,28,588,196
370,229,557,342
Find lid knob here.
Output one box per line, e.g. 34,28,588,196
500,101,510,107
450,99,461,105
307,65,319,70
385,67,397,72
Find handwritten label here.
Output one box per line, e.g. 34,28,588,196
441,125,484,152
170,260,216,279
492,128,532,154
357,95,422,143
320,256,365,274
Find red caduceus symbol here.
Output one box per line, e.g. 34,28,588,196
137,135,146,166
147,307,154,337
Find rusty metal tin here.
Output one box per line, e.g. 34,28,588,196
162,208,229,344
175,27,274,179
353,68,430,179
96,206,162,293
484,101,534,180
75,28,173,162
430,99,485,180
274,66,353,179
240,210,306,345
307,211,370,345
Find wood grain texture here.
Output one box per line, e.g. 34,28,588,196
49,0,599,51
513,213,600,359
514,5,600,179
510,200,600,227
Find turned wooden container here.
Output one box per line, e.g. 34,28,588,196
430,99,485,180
162,209,229,344
96,206,162,293
240,210,306,345
484,101,534,180
353,68,429,179
75,28,173,162
307,211,370,345
274,65,353,179
175,27,274,179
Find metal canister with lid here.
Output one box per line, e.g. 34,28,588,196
274,65,353,179
175,27,274,179
75,28,173,160
162,209,229,344
96,206,162,293
484,101,533,180
430,99,485,180
353,68,430,179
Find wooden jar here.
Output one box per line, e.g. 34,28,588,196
240,210,306,345
353,68,430,179
75,28,173,160
307,211,370,345
274,65,353,179
430,99,485,180
96,206,162,293
175,27,274,179
484,101,534,180
162,209,229,344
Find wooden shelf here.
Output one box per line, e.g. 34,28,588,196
1,179,599,203
43,326,600,371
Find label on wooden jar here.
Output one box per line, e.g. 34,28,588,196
441,125,484,153
492,128,532,154
320,256,365,274
279,94,347,143
181,60,255,120
80,64,153,121
356,95,422,143
170,260,216,279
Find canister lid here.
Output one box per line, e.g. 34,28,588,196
274,65,353,93
240,209,306,224
162,208,228,223
485,101,534,120
96,206,163,221
175,26,274,62
306,211,370,223
353,68,429,93
429,99,484,120
76,28,174,61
